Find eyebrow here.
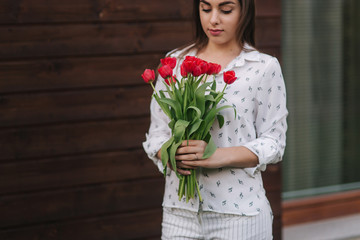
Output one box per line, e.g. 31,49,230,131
200,0,236,7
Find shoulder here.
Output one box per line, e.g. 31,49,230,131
248,51,282,75
256,52,280,67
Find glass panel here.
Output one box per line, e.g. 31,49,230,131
343,0,360,184
281,0,360,199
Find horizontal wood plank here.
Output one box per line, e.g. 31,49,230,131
0,21,192,60
0,117,150,161
0,149,161,195
0,208,162,240
0,18,279,60
0,86,152,127
0,178,164,229
0,0,279,24
0,54,162,93
0,0,192,24
0,47,280,95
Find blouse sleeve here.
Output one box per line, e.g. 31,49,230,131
142,75,172,173
243,57,288,177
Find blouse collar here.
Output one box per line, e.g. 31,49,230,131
173,43,261,73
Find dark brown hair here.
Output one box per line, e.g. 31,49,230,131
176,0,256,57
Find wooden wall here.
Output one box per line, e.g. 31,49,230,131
0,0,282,239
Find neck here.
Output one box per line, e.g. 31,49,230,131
202,41,242,58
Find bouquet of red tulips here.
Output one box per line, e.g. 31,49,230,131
142,56,237,202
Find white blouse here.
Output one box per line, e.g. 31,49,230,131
143,44,288,216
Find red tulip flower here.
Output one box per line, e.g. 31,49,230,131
223,70,237,84
199,61,209,75
207,63,221,75
192,65,202,77
185,56,197,62
182,60,194,75
180,64,188,77
160,57,177,69
158,65,173,79
141,69,155,83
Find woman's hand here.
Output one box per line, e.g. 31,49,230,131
176,140,259,171
157,139,259,176
175,140,225,170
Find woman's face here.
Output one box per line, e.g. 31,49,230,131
199,0,241,48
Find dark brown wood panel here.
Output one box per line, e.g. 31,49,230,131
0,149,161,195
0,0,192,24
0,54,162,93
0,46,280,95
0,18,279,60
0,0,278,25
0,209,162,240
0,178,164,228
0,0,283,239
0,86,152,127
0,21,193,60
255,17,282,48
0,117,149,161
255,0,281,17
263,164,281,192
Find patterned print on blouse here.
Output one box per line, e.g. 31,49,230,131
143,44,288,216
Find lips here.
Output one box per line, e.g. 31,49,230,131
209,29,223,36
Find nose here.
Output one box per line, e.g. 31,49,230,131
209,10,220,26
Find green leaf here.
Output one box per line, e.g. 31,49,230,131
205,94,215,102
202,136,217,159
186,105,202,122
153,93,171,118
173,85,183,106
160,137,174,169
159,98,183,119
159,90,166,98
195,82,212,117
188,119,203,138
211,79,217,92
217,114,225,128
170,141,183,179
173,119,190,143
168,119,176,130
163,82,175,99
202,105,233,139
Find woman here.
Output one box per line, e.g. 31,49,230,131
143,0,288,239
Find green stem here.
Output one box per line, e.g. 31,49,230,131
178,176,185,201
150,82,158,96
195,176,202,202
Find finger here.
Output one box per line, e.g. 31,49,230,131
176,153,200,161
176,146,202,155
177,168,191,175
180,140,203,147
177,161,197,169
181,160,205,167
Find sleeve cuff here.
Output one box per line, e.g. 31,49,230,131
242,142,273,177
142,134,170,174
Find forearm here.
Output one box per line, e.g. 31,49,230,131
216,146,259,168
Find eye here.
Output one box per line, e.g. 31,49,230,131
222,10,232,14
221,8,233,14
202,8,211,13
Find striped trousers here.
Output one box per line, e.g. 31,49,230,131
161,205,273,240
